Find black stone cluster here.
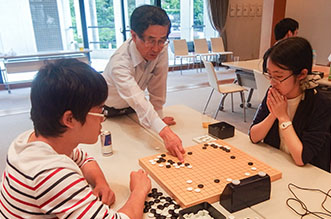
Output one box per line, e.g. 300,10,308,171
202,143,231,152
155,154,190,168
144,188,181,218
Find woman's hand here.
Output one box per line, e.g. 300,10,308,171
267,88,289,121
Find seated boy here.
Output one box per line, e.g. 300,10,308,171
0,59,151,218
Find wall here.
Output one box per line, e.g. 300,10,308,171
285,0,331,65
226,0,263,60
0,0,36,55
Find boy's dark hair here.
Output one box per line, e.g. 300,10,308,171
263,37,312,76
130,5,171,39
30,59,108,137
274,18,299,41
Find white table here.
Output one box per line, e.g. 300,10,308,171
80,105,331,218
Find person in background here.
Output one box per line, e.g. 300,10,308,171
0,59,151,218
102,5,185,162
249,37,331,172
274,17,299,42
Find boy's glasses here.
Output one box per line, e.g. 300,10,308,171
87,109,108,122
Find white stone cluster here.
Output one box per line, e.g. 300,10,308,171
182,209,214,219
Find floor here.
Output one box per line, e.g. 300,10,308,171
0,67,260,174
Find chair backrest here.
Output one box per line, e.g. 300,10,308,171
194,38,209,54
203,60,219,91
253,70,270,102
210,37,225,53
173,39,189,56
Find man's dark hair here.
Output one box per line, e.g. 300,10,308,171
274,18,299,41
30,59,108,137
130,5,171,38
263,37,312,76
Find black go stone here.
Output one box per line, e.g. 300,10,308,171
154,199,160,203
172,213,179,218
157,159,162,163
161,154,166,157
157,192,163,196
166,165,171,168
150,209,156,214
164,202,170,207
248,162,254,166
185,163,190,166
157,204,164,210
174,204,180,209
168,209,174,214
148,193,153,197
152,188,158,193
204,143,209,146
214,179,220,183
143,208,149,213
187,151,193,155
202,146,207,149
166,197,172,202
198,184,204,188
148,200,154,205
230,155,236,159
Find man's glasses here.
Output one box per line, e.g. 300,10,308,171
87,109,108,122
140,37,169,48
263,72,294,83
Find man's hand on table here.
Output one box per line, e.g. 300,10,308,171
159,126,185,162
162,116,176,126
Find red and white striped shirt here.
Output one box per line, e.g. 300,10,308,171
0,130,129,219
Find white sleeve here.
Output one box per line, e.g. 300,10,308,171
147,47,168,119
109,54,166,134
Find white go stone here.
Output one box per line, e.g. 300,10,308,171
258,171,266,177
194,188,201,193
186,179,193,184
232,179,240,185
226,178,232,182
187,187,193,191
251,167,257,171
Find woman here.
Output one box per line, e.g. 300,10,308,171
249,37,330,172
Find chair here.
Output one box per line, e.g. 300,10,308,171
253,70,270,102
173,39,196,75
193,38,217,71
202,60,247,122
210,37,233,65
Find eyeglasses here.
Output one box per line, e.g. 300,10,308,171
263,72,294,83
140,37,169,48
87,109,108,122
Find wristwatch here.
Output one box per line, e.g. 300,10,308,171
279,121,292,130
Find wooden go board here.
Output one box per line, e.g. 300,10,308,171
139,139,282,208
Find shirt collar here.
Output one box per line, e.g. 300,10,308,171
128,38,147,67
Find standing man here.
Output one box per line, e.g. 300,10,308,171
274,18,299,42
102,5,185,162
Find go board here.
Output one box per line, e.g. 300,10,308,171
139,139,282,208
